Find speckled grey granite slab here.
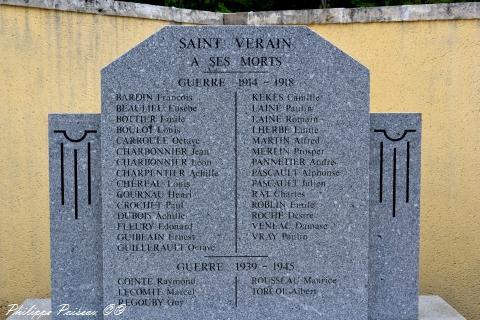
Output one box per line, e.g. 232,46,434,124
48,114,102,319
101,26,370,319
369,113,421,320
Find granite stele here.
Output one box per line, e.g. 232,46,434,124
47,26,422,320
369,113,421,320
101,26,370,320
48,114,102,319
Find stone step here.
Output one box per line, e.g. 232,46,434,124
6,295,466,320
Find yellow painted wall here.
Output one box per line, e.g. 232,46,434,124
0,5,478,319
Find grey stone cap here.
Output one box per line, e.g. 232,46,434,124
224,2,480,24
0,0,223,24
0,0,478,24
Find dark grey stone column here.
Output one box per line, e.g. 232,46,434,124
369,113,421,320
48,114,102,319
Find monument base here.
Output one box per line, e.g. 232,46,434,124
5,296,466,320
419,295,466,320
